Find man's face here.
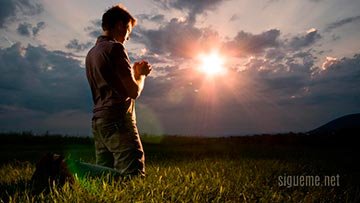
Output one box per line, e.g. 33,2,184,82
124,23,132,41
114,21,132,44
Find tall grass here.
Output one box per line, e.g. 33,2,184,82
1,157,357,202
0,134,359,202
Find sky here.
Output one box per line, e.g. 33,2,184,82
0,0,359,136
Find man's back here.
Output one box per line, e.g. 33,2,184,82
86,36,134,120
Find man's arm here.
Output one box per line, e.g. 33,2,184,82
122,62,150,99
111,44,151,99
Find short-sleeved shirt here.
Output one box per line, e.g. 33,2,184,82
86,36,136,122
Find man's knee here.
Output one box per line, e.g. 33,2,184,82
113,147,145,175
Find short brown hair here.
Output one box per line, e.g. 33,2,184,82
101,4,137,31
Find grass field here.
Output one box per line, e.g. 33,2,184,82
0,133,359,202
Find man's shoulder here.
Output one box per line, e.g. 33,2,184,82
96,36,124,49
87,40,123,57
110,42,125,53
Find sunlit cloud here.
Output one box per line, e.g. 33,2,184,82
321,56,338,70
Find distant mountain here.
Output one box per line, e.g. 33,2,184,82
309,113,360,135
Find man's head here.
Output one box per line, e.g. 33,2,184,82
102,4,136,43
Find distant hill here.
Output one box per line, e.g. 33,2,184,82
308,113,360,135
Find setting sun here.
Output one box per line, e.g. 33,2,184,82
198,51,226,76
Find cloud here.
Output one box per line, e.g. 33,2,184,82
66,39,93,52
0,0,43,27
321,56,338,70
0,43,92,134
133,18,209,58
136,14,165,23
17,22,32,36
16,21,46,37
85,19,102,38
325,15,360,32
224,29,281,57
302,54,360,108
0,43,92,113
288,28,321,49
135,20,321,62
32,21,45,36
131,20,359,133
153,0,225,24
136,50,360,135
242,51,314,97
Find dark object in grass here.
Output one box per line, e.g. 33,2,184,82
30,153,74,194
30,153,127,194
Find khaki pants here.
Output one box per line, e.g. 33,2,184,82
92,117,145,177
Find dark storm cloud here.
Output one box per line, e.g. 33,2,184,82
0,43,92,134
224,29,281,57
288,29,321,49
66,39,93,52
324,15,360,32
0,0,43,27
0,43,92,113
242,51,314,99
295,54,360,110
313,54,360,89
0,0,16,27
153,0,225,24
244,50,360,110
17,22,32,36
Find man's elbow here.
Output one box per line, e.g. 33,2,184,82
129,92,139,99
128,87,140,99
